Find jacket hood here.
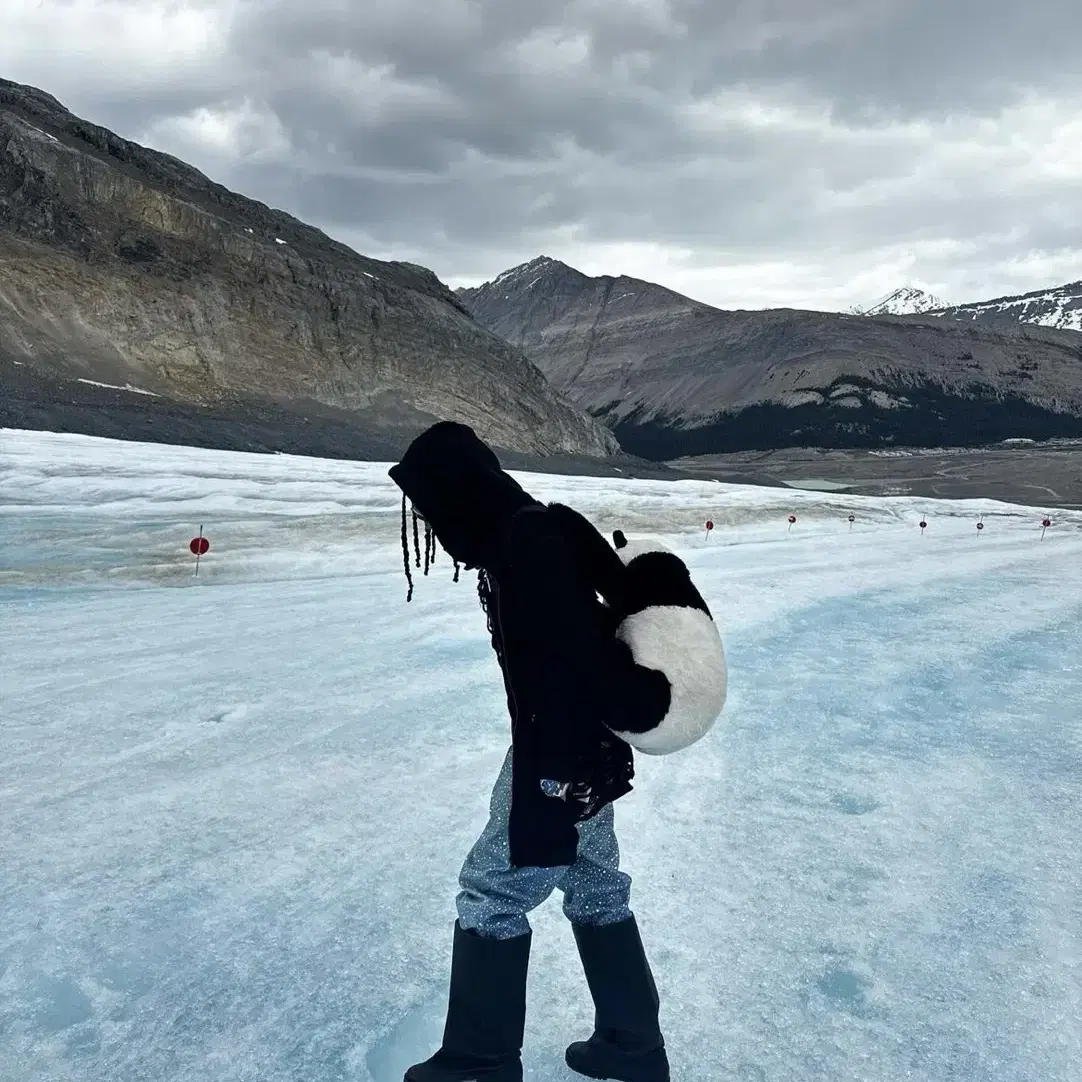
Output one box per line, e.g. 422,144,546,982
388,421,538,570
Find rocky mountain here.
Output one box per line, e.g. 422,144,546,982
457,258,1082,459
851,286,950,316
930,281,1082,333
0,79,617,459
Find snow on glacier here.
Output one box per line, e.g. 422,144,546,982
1,429,1081,1082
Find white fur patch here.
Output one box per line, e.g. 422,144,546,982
615,537,672,563
608,604,727,754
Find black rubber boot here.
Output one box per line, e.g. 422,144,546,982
404,921,531,1082
565,915,669,1082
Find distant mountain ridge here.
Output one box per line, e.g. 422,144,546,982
0,79,617,458
458,257,1082,459
931,280,1082,333
851,280,1082,333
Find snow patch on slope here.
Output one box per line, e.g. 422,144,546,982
76,379,160,397
940,283,1082,332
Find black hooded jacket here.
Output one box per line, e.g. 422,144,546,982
389,422,664,867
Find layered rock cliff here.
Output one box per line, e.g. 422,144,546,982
0,80,617,458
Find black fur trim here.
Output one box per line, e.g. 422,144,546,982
622,551,712,619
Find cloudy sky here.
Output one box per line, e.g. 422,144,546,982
3,0,1081,310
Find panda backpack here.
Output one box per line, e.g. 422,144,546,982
605,529,727,755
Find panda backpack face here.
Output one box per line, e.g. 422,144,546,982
607,530,727,755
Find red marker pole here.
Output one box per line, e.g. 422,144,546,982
705,519,714,540
788,514,797,532
1041,517,1052,540
190,526,210,576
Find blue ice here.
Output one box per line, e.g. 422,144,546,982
2,431,1081,1081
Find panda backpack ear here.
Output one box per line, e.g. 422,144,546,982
611,532,673,565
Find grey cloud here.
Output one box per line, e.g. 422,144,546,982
3,0,1081,308
222,0,1082,193
645,0,1082,119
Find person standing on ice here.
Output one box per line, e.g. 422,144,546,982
388,420,674,1082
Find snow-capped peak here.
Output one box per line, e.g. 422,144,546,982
490,256,561,288
852,287,950,316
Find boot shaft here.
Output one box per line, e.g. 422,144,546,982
405,922,531,1082
444,922,532,1056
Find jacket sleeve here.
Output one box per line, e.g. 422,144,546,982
503,513,616,784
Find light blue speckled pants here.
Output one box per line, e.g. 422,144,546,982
456,747,633,939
